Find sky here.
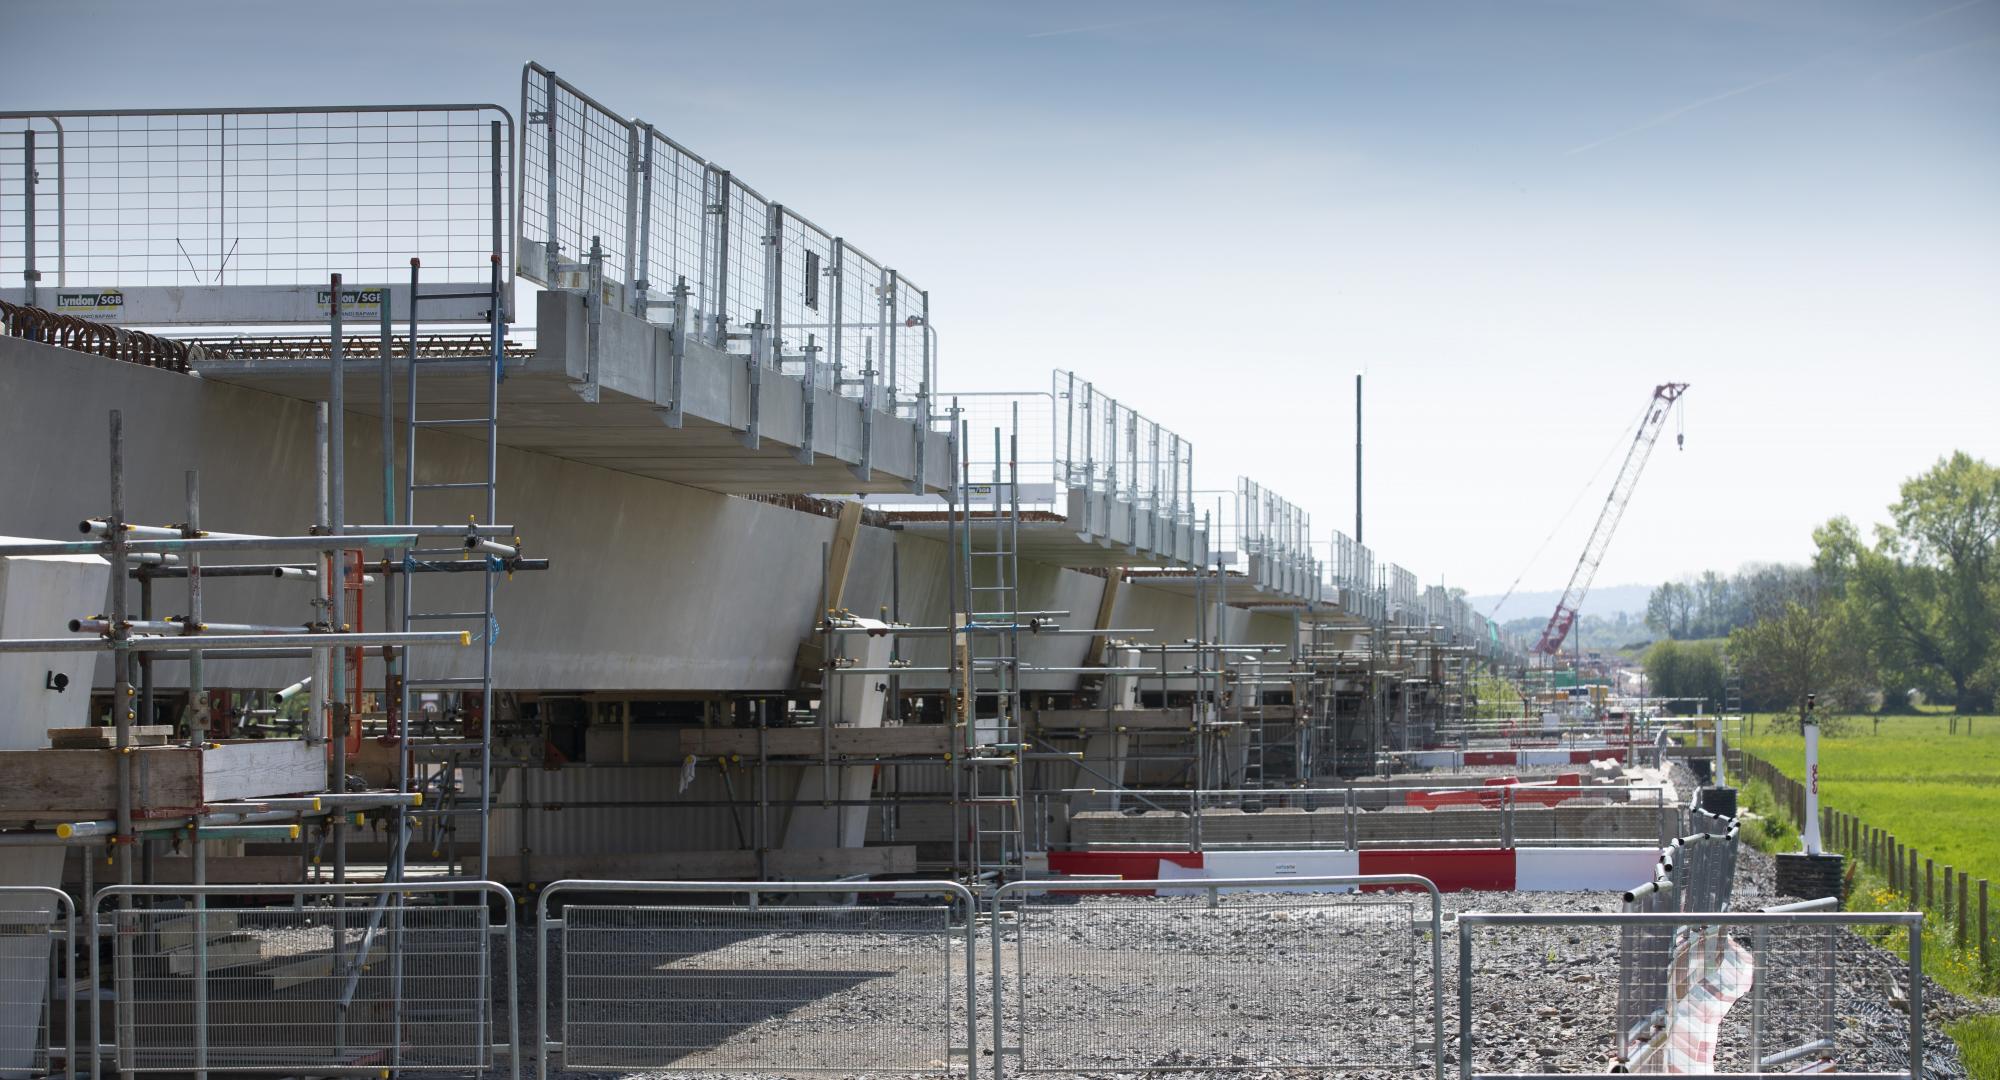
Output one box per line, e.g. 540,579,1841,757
3,0,1996,601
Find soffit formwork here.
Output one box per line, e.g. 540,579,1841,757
192,291,954,496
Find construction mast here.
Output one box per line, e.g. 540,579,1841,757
1533,381,1689,656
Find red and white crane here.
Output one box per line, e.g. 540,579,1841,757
1533,381,1690,656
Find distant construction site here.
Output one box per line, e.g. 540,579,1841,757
0,63,1958,1080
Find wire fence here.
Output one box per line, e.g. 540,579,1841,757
0,886,73,1080
518,64,930,415
538,880,978,1078
1050,369,1194,529
1739,747,1998,980
1458,910,1921,1079
991,875,1443,1078
93,881,516,1076
0,107,513,293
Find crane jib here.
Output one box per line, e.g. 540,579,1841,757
1532,382,1691,656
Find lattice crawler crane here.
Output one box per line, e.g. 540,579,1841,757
1533,382,1689,656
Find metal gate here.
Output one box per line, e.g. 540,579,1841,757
537,879,979,1079
990,875,1444,1078
0,885,74,1080
92,881,517,1076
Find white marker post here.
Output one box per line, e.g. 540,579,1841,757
1802,693,1822,855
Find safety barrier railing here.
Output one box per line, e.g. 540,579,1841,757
1458,910,1922,1080
0,886,74,1080
1332,529,1387,623
92,881,518,1077
1052,369,1194,529
991,875,1443,1078
1040,784,1681,853
1,106,514,302
519,63,930,417
536,879,978,1079
940,391,1061,503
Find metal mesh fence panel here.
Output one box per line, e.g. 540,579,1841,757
891,274,927,411
637,126,708,316
0,119,61,291
718,179,769,343
1049,370,1192,515
558,904,958,1073
0,887,71,1080
995,877,1441,1077
836,244,889,402
1,107,510,290
1461,912,1922,1079
948,393,1060,496
96,884,512,1074
777,210,838,385
521,66,632,291
541,881,977,1079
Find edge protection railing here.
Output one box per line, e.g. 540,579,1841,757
518,62,930,418
2,105,515,311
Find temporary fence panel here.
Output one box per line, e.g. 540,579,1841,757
0,886,74,1080
538,880,978,1079
93,881,517,1076
991,875,1444,1079
1458,911,1922,1080
0,106,512,305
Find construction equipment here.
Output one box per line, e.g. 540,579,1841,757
1532,382,1689,656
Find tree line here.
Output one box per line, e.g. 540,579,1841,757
1647,453,2000,720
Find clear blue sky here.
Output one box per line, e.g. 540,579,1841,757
4,0,1995,600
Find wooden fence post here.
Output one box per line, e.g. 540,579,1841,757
1960,874,1970,948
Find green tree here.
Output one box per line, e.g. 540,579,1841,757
1727,577,1868,731
1645,580,1695,639
1644,638,1726,711
1820,454,2000,712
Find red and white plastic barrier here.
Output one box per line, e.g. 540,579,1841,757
1400,747,1629,768
1048,845,1661,893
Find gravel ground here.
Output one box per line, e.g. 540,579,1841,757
505,856,1975,1080
506,786,1974,1080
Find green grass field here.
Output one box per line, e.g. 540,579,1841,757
1737,711,2000,1074
1737,712,2000,890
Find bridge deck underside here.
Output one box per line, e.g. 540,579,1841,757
193,356,935,495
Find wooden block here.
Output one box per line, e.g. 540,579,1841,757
0,740,323,817
47,726,175,748
200,740,326,802
0,747,202,816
